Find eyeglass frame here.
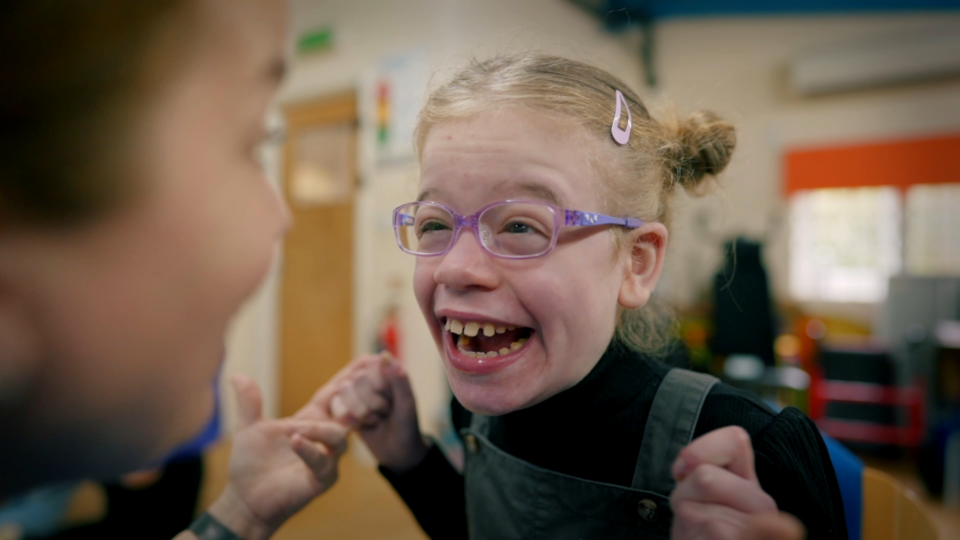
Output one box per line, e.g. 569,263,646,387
392,199,645,260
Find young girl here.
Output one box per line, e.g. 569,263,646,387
317,53,844,539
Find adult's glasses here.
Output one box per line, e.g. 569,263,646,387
393,200,643,260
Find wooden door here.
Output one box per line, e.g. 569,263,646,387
280,94,356,417
275,94,427,540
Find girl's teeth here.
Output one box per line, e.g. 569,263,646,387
445,319,452,331
464,322,480,337
458,340,527,358
483,324,495,337
496,326,506,334
450,320,464,334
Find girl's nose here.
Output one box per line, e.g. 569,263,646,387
433,228,500,291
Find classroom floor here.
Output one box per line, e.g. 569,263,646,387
200,438,428,540
199,440,960,539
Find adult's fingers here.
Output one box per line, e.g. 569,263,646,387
287,420,349,457
231,374,263,429
671,464,778,514
741,513,806,540
290,433,334,479
673,426,756,483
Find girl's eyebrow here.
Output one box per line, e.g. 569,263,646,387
417,187,438,202
416,181,563,205
493,180,564,206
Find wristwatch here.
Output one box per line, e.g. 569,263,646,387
189,512,245,540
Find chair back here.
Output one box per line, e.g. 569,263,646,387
823,435,863,540
862,467,939,540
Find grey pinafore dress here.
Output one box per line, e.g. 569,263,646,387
460,368,718,539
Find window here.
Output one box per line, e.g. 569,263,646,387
790,187,902,303
905,184,960,276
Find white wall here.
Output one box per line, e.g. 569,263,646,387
222,2,960,430
649,14,960,326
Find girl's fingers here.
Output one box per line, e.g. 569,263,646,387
297,354,383,420
353,376,390,417
671,499,749,540
361,355,390,393
673,426,756,482
383,356,418,419
336,384,368,423
670,464,778,515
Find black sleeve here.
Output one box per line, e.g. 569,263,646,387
379,443,468,539
753,407,848,540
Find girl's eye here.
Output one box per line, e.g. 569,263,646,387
501,220,547,236
504,222,533,234
418,220,450,236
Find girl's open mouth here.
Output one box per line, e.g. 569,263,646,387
442,317,534,374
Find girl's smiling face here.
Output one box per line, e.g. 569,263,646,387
415,107,662,415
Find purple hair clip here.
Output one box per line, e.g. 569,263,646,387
611,89,632,146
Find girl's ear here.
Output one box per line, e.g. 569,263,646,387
618,222,668,310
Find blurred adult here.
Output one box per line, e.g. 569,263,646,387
0,1,347,538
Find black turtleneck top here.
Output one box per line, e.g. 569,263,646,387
381,342,847,539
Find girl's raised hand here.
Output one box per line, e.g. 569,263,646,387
669,426,805,540
299,354,430,474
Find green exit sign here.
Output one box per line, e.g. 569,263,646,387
297,26,334,55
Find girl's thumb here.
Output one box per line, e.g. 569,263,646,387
383,357,416,414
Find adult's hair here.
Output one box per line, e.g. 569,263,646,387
416,53,737,354
0,0,199,227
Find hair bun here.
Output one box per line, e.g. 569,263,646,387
661,109,736,193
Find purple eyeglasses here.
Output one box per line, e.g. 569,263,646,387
393,199,643,260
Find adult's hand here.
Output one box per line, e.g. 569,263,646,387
201,375,349,540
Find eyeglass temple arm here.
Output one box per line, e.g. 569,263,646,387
564,210,643,229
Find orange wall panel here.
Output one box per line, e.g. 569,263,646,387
785,133,960,195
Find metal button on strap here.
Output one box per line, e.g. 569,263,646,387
637,499,658,522
464,434,479,453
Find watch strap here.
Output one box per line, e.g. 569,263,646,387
189,511,245,540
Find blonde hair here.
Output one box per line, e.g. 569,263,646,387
415,53,736,354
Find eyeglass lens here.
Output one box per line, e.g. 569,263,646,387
397,202,558,257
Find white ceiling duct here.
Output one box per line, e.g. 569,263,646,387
790,25,960,96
